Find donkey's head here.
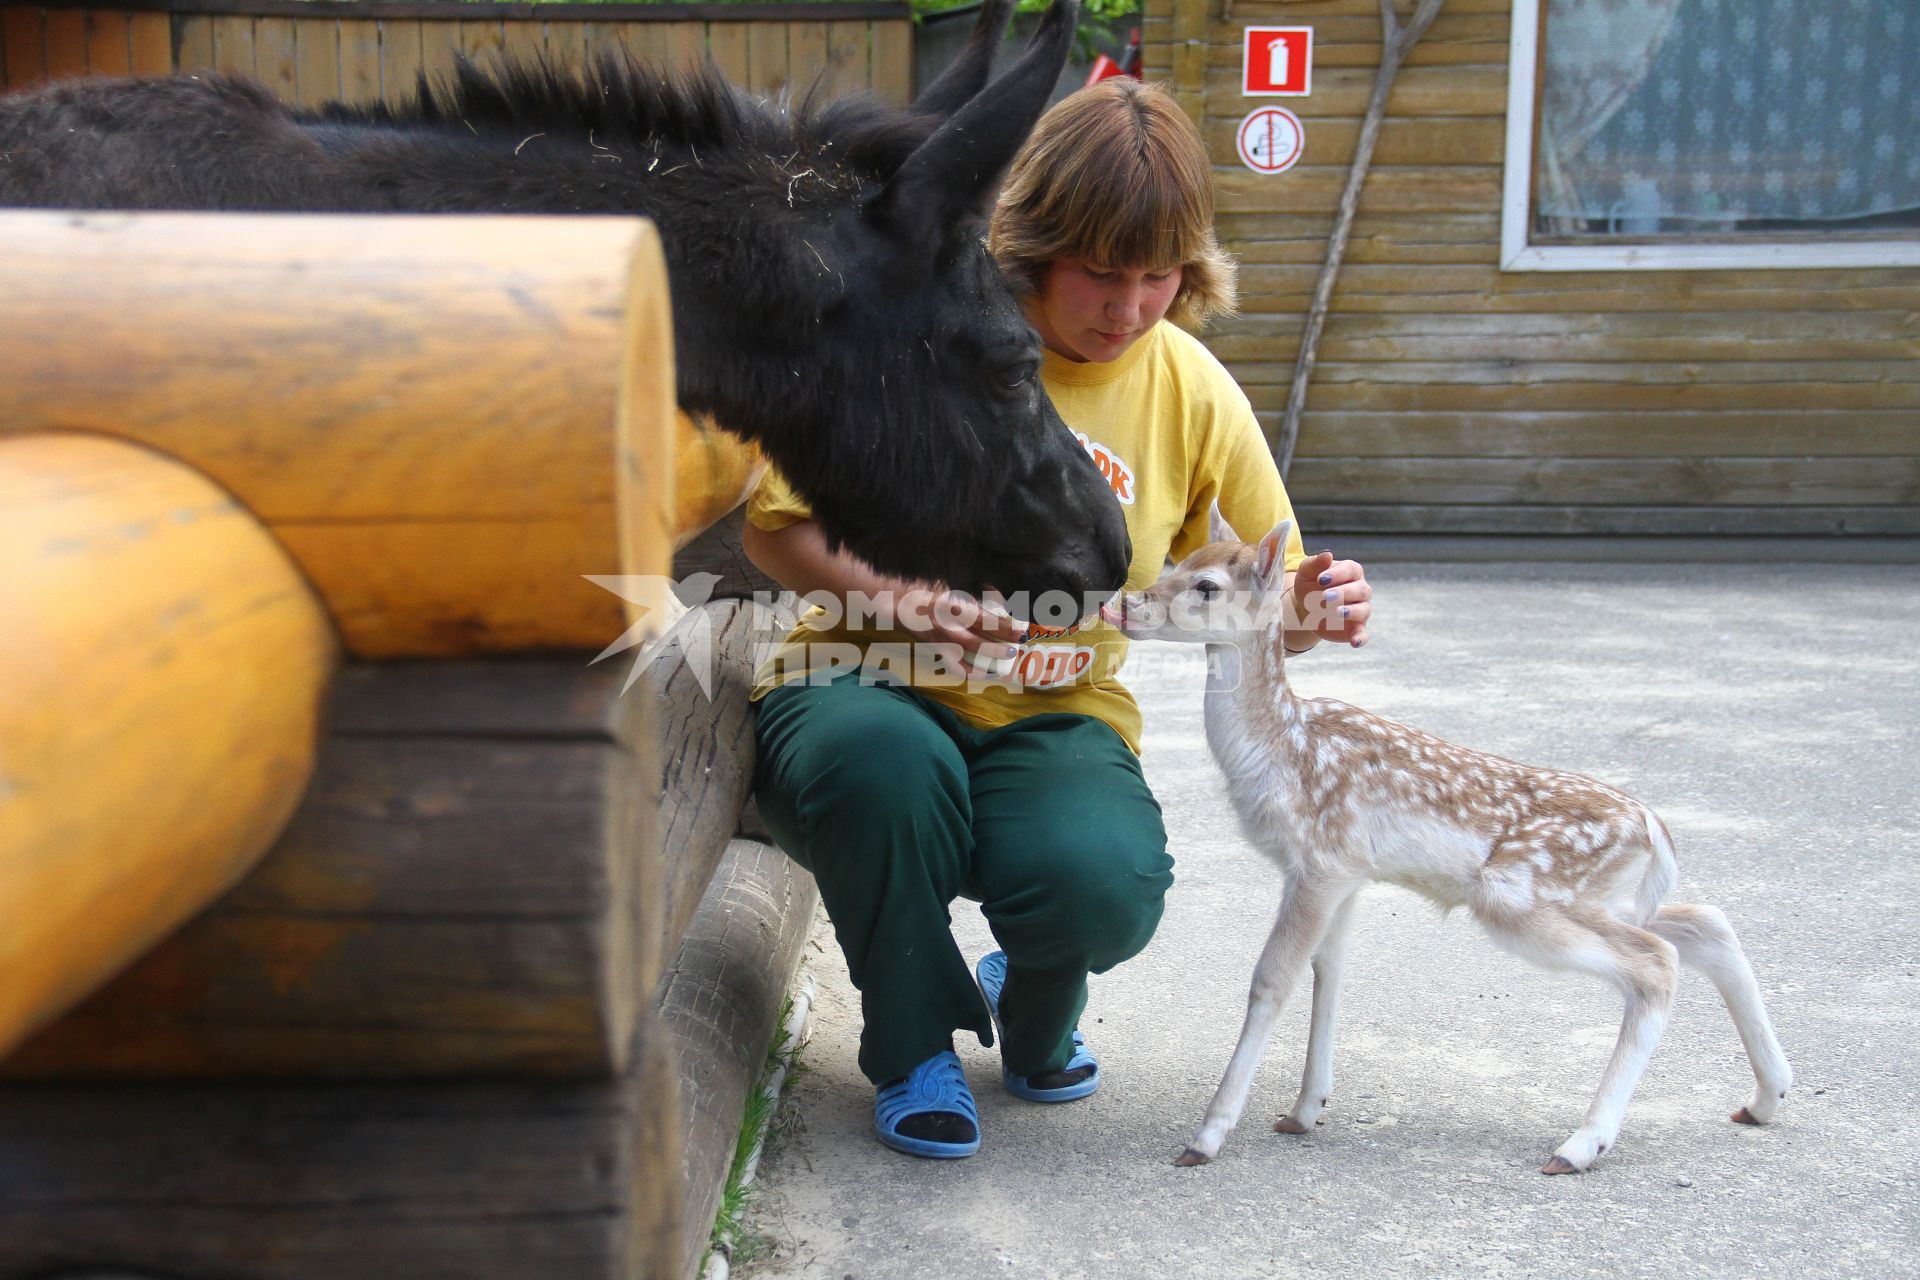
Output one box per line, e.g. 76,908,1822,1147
725,0,1131,621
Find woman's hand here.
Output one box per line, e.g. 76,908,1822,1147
893,586,1030,678
741,519,1029,677
1287,551,1372,650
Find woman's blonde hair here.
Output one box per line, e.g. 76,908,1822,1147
989,78,1236,328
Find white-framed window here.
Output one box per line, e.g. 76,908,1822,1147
1501,0,1920,271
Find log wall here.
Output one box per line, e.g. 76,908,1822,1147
0,1025,685,1280
1145,0,1920,535
0,205,795,1278
0,0,914,105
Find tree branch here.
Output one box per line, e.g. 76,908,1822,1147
1378,0,1402,46
1400,0,1447,52
1274,0,1449,477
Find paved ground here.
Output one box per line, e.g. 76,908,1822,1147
738,557,1919,1279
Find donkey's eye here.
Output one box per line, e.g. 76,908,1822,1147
999,361,1038,389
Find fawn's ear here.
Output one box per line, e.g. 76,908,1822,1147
1208,500,1240,546
1254,520,1294,590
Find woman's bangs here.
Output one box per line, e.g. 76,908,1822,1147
1072,168,1209,271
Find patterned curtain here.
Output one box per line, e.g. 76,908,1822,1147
1538,0,1682,234
1536,0,1920,236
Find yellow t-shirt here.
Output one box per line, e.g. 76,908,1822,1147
746,320,1305,753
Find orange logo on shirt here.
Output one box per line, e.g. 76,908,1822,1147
1073,432,1135,505
1010,644,1097,689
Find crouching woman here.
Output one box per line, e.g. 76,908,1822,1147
742,78,1372,1159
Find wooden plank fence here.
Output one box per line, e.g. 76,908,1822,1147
0,0,913,106
1142,0,1920,536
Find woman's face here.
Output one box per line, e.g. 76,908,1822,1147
1030,258,1184,363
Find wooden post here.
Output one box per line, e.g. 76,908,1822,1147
1275,0,1447,476
0,432,336,1055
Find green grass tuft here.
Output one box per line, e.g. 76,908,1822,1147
705,993,804,1273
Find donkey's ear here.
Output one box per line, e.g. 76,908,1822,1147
1208,500,1240,546
866,0,1077,243
910,0,1017,120
1254,520,1294,590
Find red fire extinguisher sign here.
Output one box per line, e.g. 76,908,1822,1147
1242,27,1312,97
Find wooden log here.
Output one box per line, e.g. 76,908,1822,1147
0,1015,683,1280
1229,262,1920,313
645,599,793,986
1243,358,1920,390
0,433,335,1057
1208,309,1920,364
1243,374,1920,414
0,209,677,660
1219,213,1503,262
1201,62,1506,114
1206,116,1506,170
659,838,816,1280
2,659,659,1081
1283,455,1920,508
1215,164,1504,217
1282,409,1920,461
1296,503,1920,538
670,512,796,845
673,505,788,603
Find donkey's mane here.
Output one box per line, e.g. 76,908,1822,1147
314,54,935,180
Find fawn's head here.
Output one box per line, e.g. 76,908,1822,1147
1102,509,1297,645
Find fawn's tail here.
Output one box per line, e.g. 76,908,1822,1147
1636,807,1679,926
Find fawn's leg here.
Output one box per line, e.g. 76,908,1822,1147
1487,906,1677,1174
1177,873,1354,1166
1650,903,1792,1123
1275,887,1364,1135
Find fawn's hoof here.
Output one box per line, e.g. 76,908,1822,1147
1273,1115,1310,1135
1731,1106,1763,1125
1540,1156,1582,1176
1174,1147,1211,1167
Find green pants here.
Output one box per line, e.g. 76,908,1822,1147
753,670,1174,1086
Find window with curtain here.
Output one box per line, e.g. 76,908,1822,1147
1532,0,1919,244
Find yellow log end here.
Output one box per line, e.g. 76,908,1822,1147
0,433,336,1055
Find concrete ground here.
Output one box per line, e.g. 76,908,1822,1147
738,556,1919,1279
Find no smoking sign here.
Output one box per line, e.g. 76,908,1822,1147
1236,106,1304,175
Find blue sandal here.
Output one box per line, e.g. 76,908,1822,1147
874,1050,981,1159
974,950,1101,1103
